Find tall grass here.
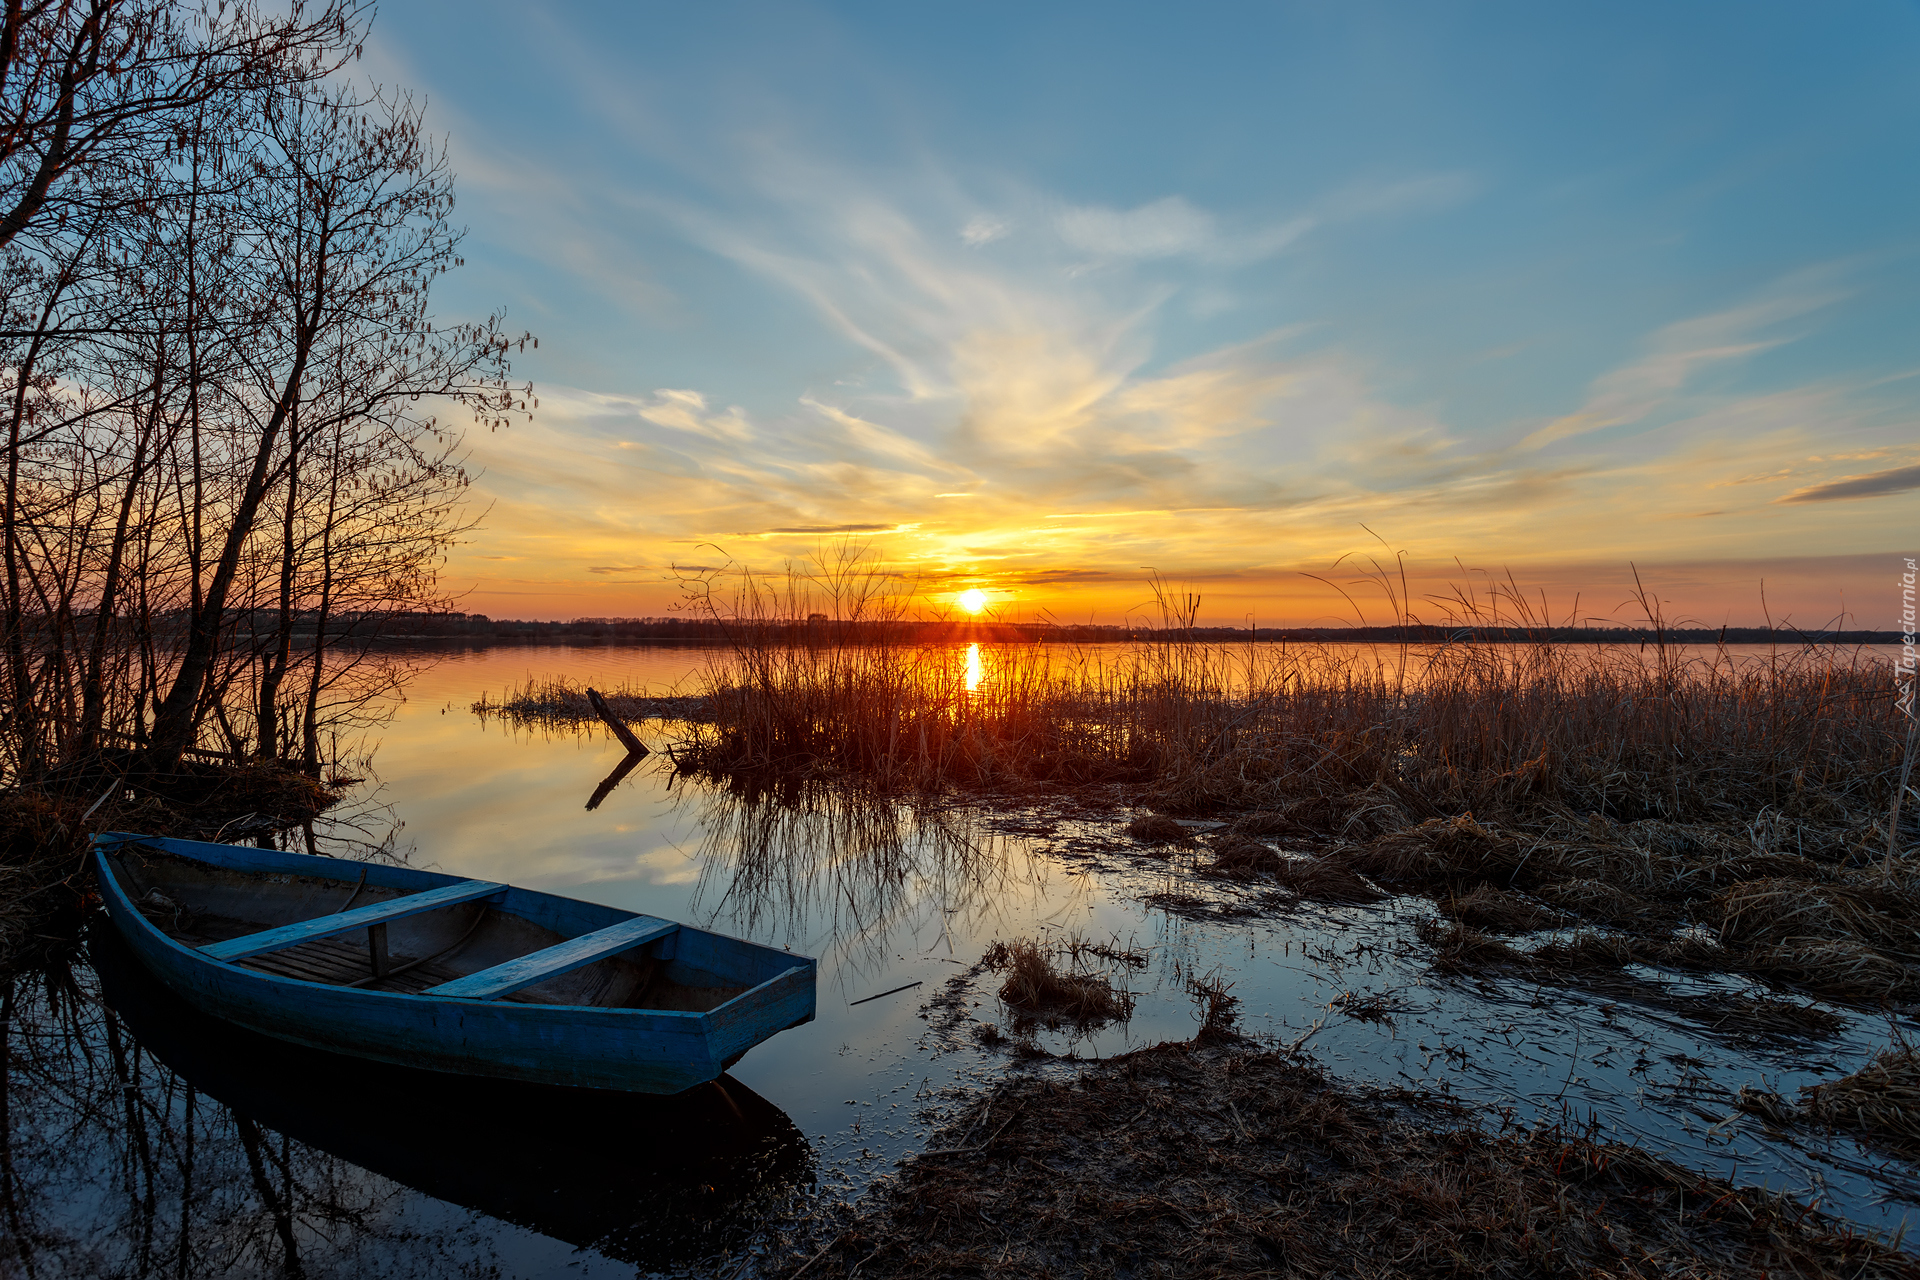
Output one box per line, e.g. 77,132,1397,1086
670,555,1911,844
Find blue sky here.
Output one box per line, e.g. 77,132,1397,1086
369,1,1919,626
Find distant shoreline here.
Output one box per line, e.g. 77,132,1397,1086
364,617,1908,647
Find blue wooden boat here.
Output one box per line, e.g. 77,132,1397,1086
86,924,811,1264
90,832,817,1094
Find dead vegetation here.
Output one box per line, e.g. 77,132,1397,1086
471,676,711,733
1415,918,1529,972
774,1039,1909,1279
981,936,1138,1029
670,564,1905,840
1206,835,1284,877
658,554,1915,1010
1213,841,1386,903
1340,808,1920,1008
1801,1043,1920,1158
1439,884,1566,933
1124,813,1190,844
1182,968,1242,1041
1,760,347,976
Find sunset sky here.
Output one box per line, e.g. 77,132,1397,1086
371,2,1918,629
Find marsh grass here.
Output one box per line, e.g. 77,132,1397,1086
1802,1042,1920,1155
982,935,1139,1029
673,559,1908,835
471,676,711,734
662,550,1916,1007
1439,884,1567,933
785,1040,1910,1279
1183,967,1242,1040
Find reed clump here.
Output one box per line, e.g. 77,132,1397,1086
1440,884,1565,933
1538,878,1671,929
668,554,1917,1007
1261,850,1386,903
1124,813,1190,844
982,936,1136,1028
1205,835,1283,877
471,676,711,732
1416,918,1529,971
674,563,1906,850
1184,968,1242,1040
1801,1044,1920,1155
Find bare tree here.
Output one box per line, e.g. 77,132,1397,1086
0,3,532,788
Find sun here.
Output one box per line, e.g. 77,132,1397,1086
957,588,988,615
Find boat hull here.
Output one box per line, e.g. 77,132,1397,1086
92,835,816,1094
88,923,814,1265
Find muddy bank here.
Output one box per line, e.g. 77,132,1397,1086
963,785,1920,1022
773,1038,1911,1279
0,758,344,975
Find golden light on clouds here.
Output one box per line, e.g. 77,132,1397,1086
435,202,1914,632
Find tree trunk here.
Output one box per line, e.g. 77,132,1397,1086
149,297,319,770
255,426,299,759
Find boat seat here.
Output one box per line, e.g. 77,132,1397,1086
423,915,678,1001
199,881,508,962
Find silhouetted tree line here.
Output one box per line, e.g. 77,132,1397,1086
352,614,1907,647
0,1,530,783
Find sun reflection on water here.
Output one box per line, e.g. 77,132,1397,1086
963,641,983,694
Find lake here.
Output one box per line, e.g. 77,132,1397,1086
9,642,1915,1277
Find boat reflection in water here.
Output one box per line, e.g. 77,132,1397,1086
88,924,814,1269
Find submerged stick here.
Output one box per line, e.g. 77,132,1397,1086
585,687,648,756
585,750,646,811
850,980,922,1006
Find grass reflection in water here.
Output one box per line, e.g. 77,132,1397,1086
0,929,813,1278
676,776,1056,979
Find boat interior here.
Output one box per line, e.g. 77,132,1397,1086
104,845,752,1012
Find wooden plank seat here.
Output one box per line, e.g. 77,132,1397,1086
199,880,507,962
424,915,678,1001
240,945,537,1000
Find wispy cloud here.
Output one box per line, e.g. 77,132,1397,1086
416,83,1900,624
1776,463,1920,503
960,215,1010,246
1520,275,1848,450
1057,196,1223,259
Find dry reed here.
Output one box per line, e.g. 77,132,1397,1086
471,676,710,733
1415,919,1529,971
1538,878,1666,928
1124,813,1189,844
1183,968,1242,1039
1440,884,1565,933
982,936,1135,1028
1265,852,1386,902
673,563,1908,840
777,1040,1908,1279
660,552,1917,1007
1801,1044,1920,1154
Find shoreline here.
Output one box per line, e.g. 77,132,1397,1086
753,1034,1914,1279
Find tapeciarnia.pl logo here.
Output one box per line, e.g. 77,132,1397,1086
1899,557,1916,720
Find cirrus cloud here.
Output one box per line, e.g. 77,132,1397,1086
1775,463,1920,504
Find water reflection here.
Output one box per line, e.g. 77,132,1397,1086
677,776,1059,974
0,929,811,1277
963,642,983,695
585,748,647,811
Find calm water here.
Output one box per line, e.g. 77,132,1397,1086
7,642,1915,1277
